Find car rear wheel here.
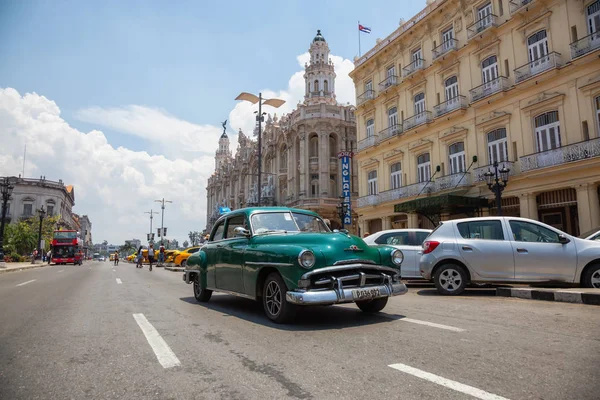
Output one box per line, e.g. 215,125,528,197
582,263,600,289
356,297,388,313
263,273,296,324
193,274,212,302
434,264,468,295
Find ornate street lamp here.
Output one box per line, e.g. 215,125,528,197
483,161,510,215
37,205,46,262
235,92,285,206
0,177,15,264
336,196,349,230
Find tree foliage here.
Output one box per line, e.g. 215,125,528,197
3,215,60,255
182,240,189,248
188,231,201,246
120,241,135,255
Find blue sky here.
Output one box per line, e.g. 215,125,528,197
0,0,426,244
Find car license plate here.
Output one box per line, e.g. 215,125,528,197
352,287,381,300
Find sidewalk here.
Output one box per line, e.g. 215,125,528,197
0,261,50,274
497,286,600,306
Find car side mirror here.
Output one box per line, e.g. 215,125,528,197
234,226,251,238
558,234,570,244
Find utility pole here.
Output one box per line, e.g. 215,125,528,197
144,209,159,245
154,198,172,246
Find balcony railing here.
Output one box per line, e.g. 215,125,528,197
467,14,498,39
379,75,399,91
514,52,562,83
433,95,468,118
378,124,403,142
357,194,380,208
432,39,458,60
473,161,520,182
509,0,535,14
520,137,600,172
433,172,472,191
404,111,432,131
357,89,376,106
403,58,425,77
357,135,378,151
330,157,338,163
570,31,600,59
309,156,319,164
470,76,509,102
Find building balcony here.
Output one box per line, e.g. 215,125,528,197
473,161,521,182
379,75,399,91
403,111,432,131
330,156,337,163
432,39,458,60
570,31,600,59
357,90,376,106
467,14,498,39
357,135,378,151
514,52,562,84
378,124,403,143
357,194,380,208
433,95,468,118
509,0,535,14
309,157,319,165
469,76,509,103
519,137,600,172
433,172,473,192
402,58,425,78
279,168,287,174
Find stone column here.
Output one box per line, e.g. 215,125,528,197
359,219,366,237
519,193,538,220
382,216,392,230
407,213,419,229
576,183,600,234
320,131,329,198
299,131,307,199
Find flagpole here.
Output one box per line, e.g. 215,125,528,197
358,20,361,57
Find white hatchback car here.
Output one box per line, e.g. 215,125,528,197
363,229,432,279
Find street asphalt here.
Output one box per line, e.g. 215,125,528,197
0,261,598,400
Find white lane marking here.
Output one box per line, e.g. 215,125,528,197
133,313,180,369
389,363,509,400
16,279,36,287
400,317,465,332
112,269,116,272
116,278,122,284
58,270,64,273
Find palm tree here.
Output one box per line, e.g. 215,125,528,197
120,241,135,255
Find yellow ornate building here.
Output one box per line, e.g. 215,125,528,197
350,0,600,236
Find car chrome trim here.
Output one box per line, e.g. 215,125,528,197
286,281,408,305
244,262,294,267
206,287,256,300
333,259,376,265
300,264,399,279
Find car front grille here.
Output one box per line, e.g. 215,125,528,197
306,266,397,291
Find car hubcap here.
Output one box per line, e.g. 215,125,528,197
265,281,282,316
592,270,600,289
194,279,200,296
440,269,462,291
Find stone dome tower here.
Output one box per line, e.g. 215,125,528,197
215,129,231,170
304,30,337,106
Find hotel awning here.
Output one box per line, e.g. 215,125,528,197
394,194,489,225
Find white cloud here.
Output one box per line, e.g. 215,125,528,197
228,52,355,135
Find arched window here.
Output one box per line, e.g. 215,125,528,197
368,170,378,195
329,134,337,158
314,80,320,92
414,93,425,115
309,135,319,157
527,30,548,62
487,128,508,163
417,153,431,183
481,55,498,84
587,1,600,36
390,162,402,189
448,142,466,174
366,119,375,137
445,76,459,100
534,111,561,152
311,174,319,197
324,80,329,93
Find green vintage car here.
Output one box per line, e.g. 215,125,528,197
183,207,407,323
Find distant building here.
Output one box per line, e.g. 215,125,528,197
126,238,141,249
1,176,76,230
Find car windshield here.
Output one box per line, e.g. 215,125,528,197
250,212,329,234
54,231,78,239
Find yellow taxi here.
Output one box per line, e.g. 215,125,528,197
164,250,177,264
127,253,136,262
173,246,201,268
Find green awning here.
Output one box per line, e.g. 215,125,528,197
394,194,489,214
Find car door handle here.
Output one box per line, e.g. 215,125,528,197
516,248,528,253
461,246,473,251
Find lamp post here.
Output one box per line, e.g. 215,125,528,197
483,161,510,216
37,205,46,262
235,92,285,206
144,209,159,245
336,196,349,230
0,177,15,265
155,198,172,246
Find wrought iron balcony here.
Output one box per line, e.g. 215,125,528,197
379,181,432,203
470,76,509,102
402,58,425,77
473,161,520,182
433,172,473,192
514,52,562,83
357,90,376,106
378,124,403,142
357,135,378,151
309,156,319,164
570,31,600,59
403,111,432,131
433,95,468,118
467,14,498,39
379,75,399,91
432,39,458,60
520,138,600,172
509,0,535,14
357,194,380,208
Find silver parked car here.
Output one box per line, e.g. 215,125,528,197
420,217,600,294
363,229,432,279
579,228,600,241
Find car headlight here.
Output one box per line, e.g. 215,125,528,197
298,250,316,269
391,249,404,266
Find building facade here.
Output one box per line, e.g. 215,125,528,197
350,0,600,236
206,31,358,231
1,176,77,230
126,238,141,249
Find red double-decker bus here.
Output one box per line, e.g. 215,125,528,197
51,230,83,265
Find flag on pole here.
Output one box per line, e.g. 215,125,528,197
359,24,371,34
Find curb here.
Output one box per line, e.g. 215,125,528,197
165,267,184,272
497,287,600,306
0,263,49,275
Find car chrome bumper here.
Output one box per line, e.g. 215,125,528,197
286,282,407,305
183,270,194,284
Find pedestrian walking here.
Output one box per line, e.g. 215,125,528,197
158,244,165,266
148,244,154,271
47,250,52,265
136,246,143,268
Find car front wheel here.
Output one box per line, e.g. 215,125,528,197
434,264,468,295
263,273,296,324
582,263,600,289
356,297,388,313
181,259,187,269
193,274,212,302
